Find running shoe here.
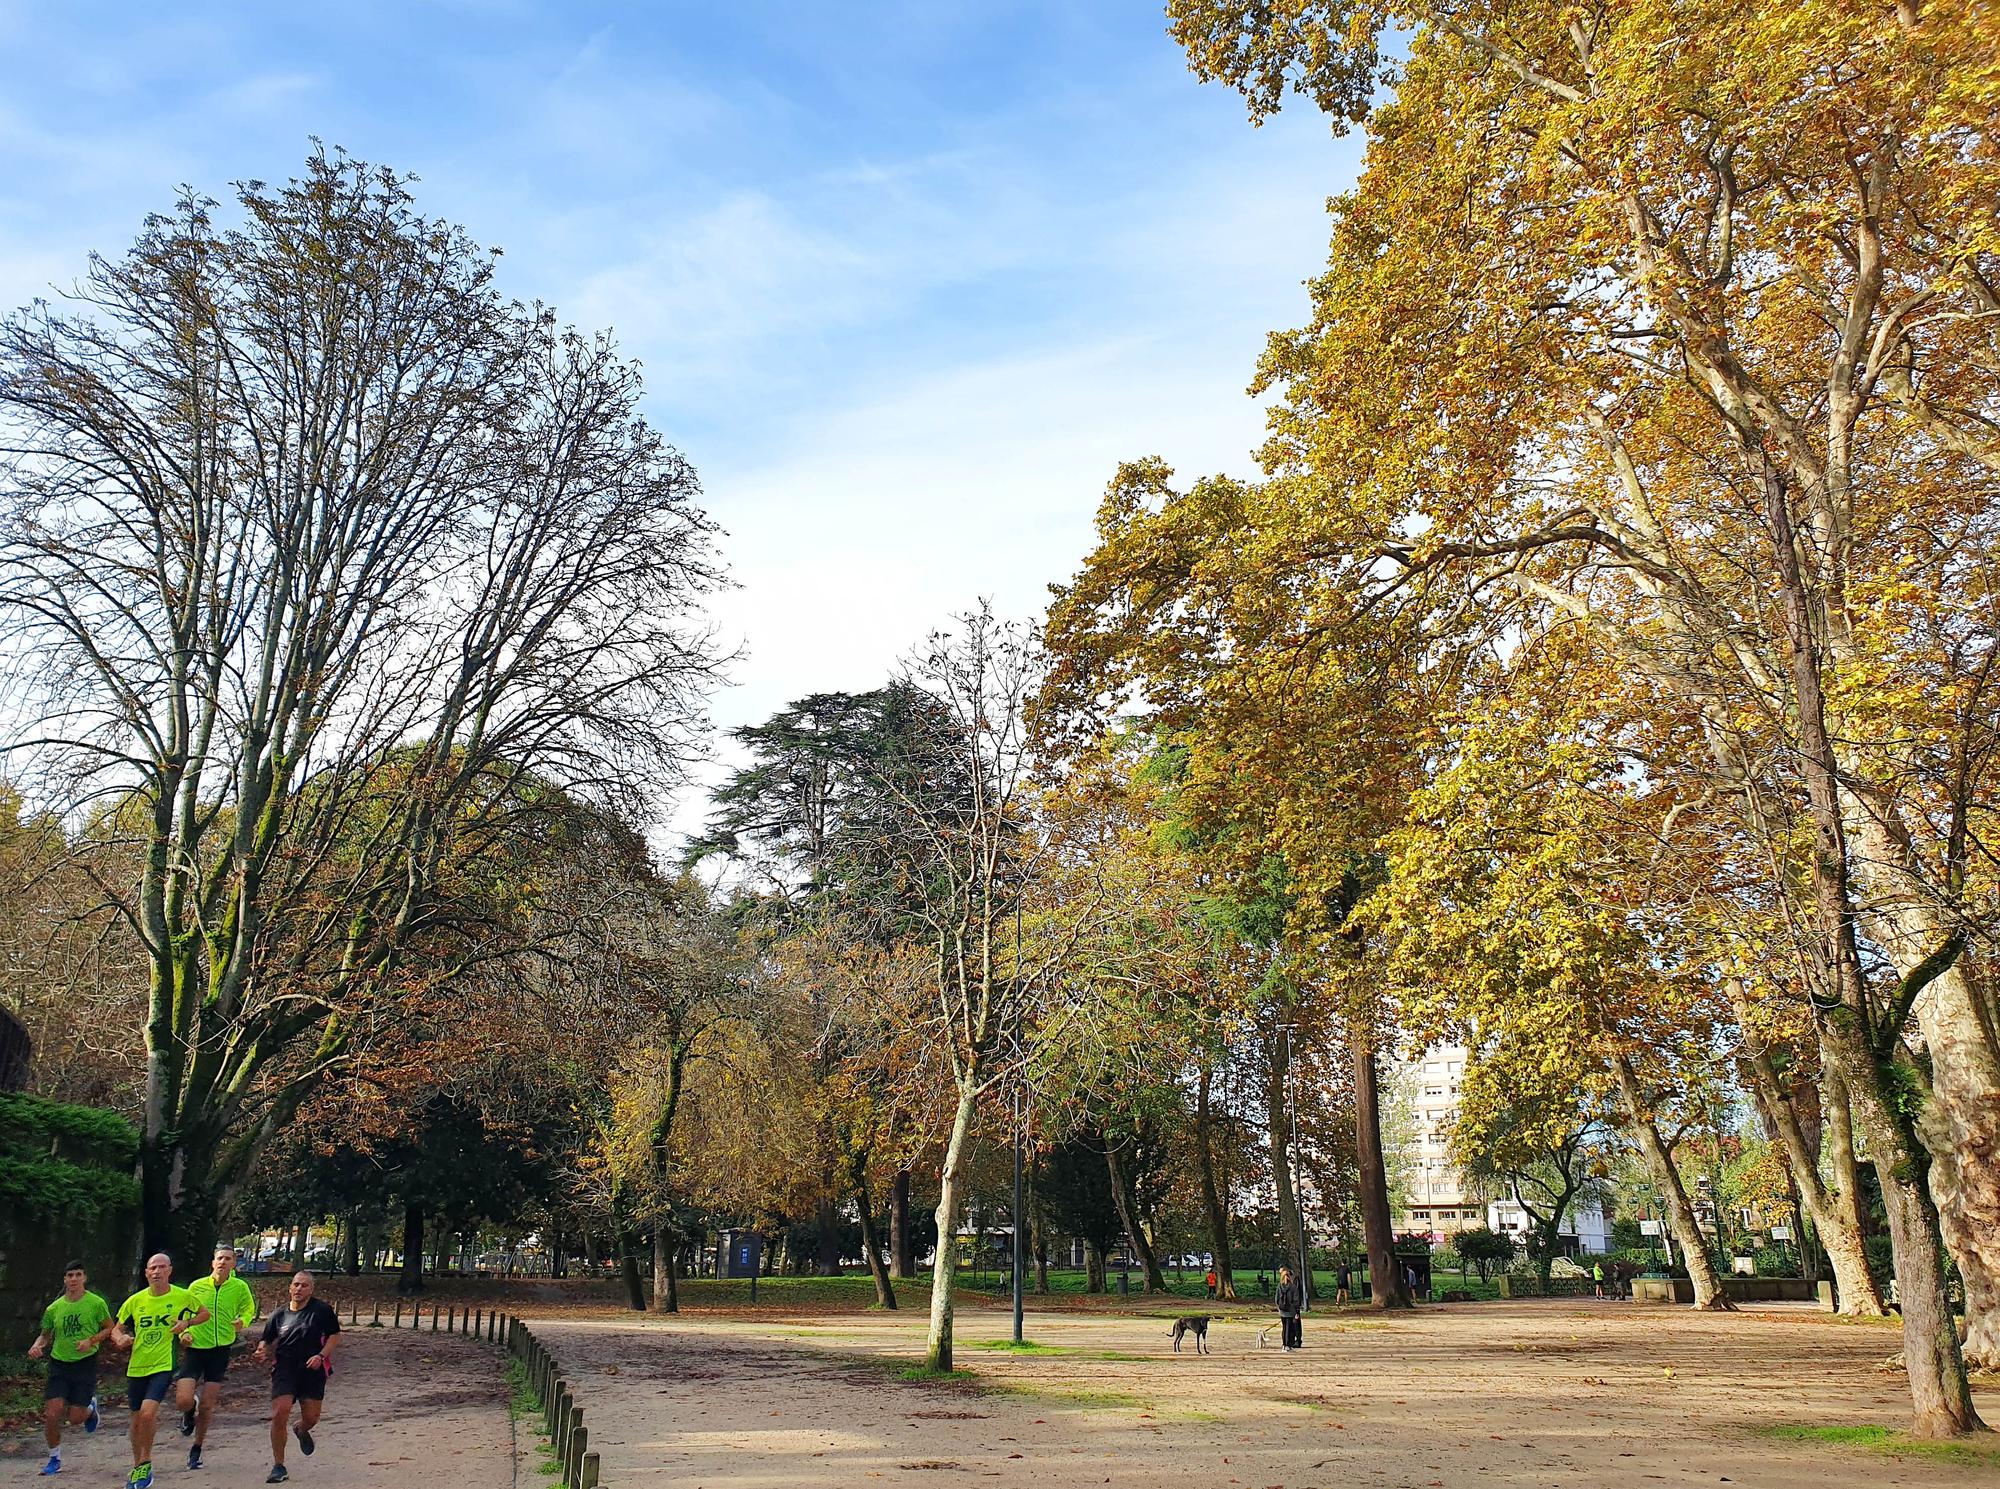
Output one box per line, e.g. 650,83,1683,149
295,1424,315,1457
130,1462,153,1489
187,1445,202,1470
38,1452,58,1476
180,1407,195,1437
265,1467,288,1484
84,1397,99,1434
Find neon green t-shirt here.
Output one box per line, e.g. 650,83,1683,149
118,1285,197,1377
184,1274,257,1349
41,1291,112,1363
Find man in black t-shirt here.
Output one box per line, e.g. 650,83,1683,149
251,1272,340,1485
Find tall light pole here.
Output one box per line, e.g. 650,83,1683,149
1011,895,1026,1345
1280,1021,1311,1304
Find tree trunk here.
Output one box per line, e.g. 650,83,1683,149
1614,1056,1732,1309
1265,1027,1305,1282
1030,1196,1050,1295
1102,1139,1169,1292
666,1244,681,1312
343,1211,361,1277
1533,1212,1563,1285
294,1215,312,1267
1761,456,1983,1435
652,1224,675,1312
398,1203,426,1294
1083,1239,1106,1294
815,1196,842,1276
1195,1061,1237,1299
1907,967,2000,1370
1735,1040,1883,1315
856,1176,898,1309
1839,810,2000,1368
924,1083,977,1372
1353,1033,1410,1309
889,1169,913,1279
610,1189,645,1311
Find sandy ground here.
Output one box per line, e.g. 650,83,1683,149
524,1299,1999,1489
2,1328,511,1488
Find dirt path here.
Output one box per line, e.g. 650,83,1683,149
3,1329,512,1488
525,1301,1997,1489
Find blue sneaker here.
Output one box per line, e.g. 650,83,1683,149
39,1452,59,1475
130,1462,153,1489
84,1397,100,1434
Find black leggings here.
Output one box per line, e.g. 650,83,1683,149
1282,1315,1302,1349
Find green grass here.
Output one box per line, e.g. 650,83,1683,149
1754,1423,2000,1466
893,1364,978,1383
502,1358,564,1482
972,1339,1077,1355
988,1381,1151,1410
678,1275,931,1307
502,1357,538,1419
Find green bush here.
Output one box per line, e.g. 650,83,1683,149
0,1152,140,1221
0,1091,138,1167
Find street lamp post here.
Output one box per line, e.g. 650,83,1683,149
1280,1022,1311,1305
1010,894,1026,1345
1012,1086,1025,1344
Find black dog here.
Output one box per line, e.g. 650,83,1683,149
1168,1315,1212,1353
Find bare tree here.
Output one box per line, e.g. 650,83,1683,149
872,605,1117,1371
0,149,723,1261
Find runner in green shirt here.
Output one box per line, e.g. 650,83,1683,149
175,1245,260,1468
26,1260,112,1476
112,1253,209,1489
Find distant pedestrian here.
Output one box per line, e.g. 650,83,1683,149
1275,1265,1304,1351
1335,1261,1352,1305
1404,1263,1420,1300
254,1271,341,1484
1592,1261,1607,1300
1204,1268,1218,1299
1257,1271,1270,1297
26,1260,113,1477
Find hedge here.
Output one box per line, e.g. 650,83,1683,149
0,1152,140,1221
0,1091,139,1167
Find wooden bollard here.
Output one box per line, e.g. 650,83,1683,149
566,1415,586,1487
448,1305,457,1333
580,1451,600,1489
394,1300,403,1328
551,1382,569,1439
430,1303,439,1332
372,1300,382,1328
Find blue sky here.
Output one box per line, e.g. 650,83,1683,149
0,1,1361,837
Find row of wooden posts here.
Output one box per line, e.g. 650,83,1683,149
330,1299,600,1489
510,1318,601,1489
339,1296,513,1338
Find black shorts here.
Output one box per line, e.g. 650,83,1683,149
127,1371,174,1410
44,1357,97,1407
271,1364,327,1402
177,1344,234,1384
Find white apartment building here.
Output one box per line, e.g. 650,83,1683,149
1395,1045,1489,1239
1393,1043,1609,1254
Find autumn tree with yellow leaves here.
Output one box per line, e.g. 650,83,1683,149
1138,0,1999,1437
